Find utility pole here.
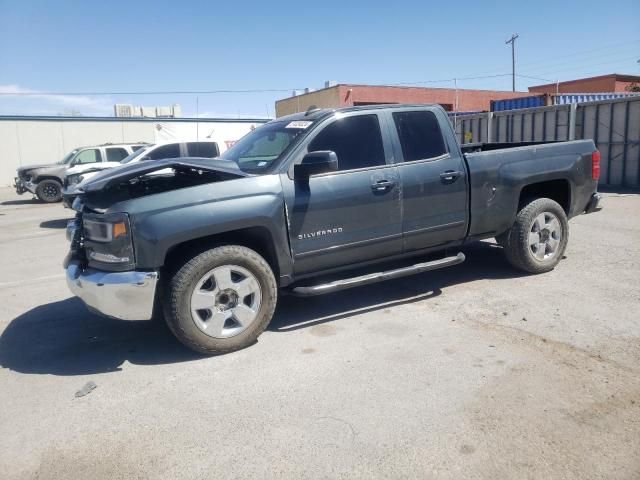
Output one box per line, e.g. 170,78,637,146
505,33,519,92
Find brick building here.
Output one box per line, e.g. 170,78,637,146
529,73,640,94
275,83,533,117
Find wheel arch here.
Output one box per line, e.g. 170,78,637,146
34,175,63,185
162,226,282,284
518,178,571,215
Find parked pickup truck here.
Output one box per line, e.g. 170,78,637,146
64,104,602,354
15,143,147,202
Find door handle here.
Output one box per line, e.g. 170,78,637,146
440,170,462,184
371,179,395,192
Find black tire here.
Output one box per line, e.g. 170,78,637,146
499,198,569,274
36,179,63,203
163,245,278,355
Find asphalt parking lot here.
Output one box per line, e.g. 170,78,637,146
0,187,638,480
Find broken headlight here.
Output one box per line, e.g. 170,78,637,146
67,174,84,185
82,212,135,271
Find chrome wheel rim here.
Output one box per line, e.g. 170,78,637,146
190,265,262,339
529,212,562,261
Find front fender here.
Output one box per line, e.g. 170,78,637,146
121,175,293,279
31,166,65,183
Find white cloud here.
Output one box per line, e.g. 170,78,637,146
0,84,113,115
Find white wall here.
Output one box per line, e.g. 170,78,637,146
0,117,269,186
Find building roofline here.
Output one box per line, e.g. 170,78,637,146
275,83,531,104
0,115,271,123
530,73,640,89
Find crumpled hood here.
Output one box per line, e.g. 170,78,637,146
17,163,58,174
80,157,248,193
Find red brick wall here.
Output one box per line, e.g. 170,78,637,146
337,85,533,112
528,75,640,94
529,77,618,94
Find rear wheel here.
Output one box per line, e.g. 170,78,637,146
36,179,62,203
163,245,278,355
499,198,569,274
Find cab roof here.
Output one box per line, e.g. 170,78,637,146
274,103,442,123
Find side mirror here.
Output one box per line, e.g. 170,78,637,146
294,151,338,179
140,156,152,161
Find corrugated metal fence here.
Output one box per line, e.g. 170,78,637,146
453,96,640,188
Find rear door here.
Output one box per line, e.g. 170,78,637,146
283,112,402,274
388,108,468,251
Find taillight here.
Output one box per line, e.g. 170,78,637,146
591,150,601,181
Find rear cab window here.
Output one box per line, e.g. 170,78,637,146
392,110,447,162
186,142,219,158
105,147,129,162
147,143,181,160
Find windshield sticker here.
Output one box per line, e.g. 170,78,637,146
285,121,313,129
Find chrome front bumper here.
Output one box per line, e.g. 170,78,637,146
66,261,159,320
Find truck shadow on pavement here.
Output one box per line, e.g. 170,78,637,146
269,241,524,332
1,198,43,206
0,241,524,376
0,298,203,376
39,218,71,229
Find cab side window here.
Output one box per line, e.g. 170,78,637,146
186,142,219,158
147,143,181,160
73,148,102,165
308,114,386,171
392,111,447,162
106,147,129,162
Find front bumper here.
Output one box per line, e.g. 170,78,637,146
14,177,36,195
65,261,159,321
61,189,77,209
584,193,602,214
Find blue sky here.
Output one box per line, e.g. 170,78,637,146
0,0,638,117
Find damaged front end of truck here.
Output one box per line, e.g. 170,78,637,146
64,158,251,321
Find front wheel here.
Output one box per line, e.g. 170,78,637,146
499,198,569,274
35,179,63,203
163,245,278,355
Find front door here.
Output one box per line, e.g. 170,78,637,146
71,148,103,167
283,113,402,274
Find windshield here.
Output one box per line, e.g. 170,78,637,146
120,145,154,164
57,150,79,165
219,120,313,173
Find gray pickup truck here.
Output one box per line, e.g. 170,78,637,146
64,104,602,354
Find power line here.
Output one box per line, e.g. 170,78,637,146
0,88,299,96
0,74,519,97
384,73,513,87
434,39,640,84
521,55,640,78
517,48,640,73
515,39,640,69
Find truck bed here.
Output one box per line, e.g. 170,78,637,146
463,140,598,240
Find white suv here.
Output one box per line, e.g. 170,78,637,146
62,140,221,207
